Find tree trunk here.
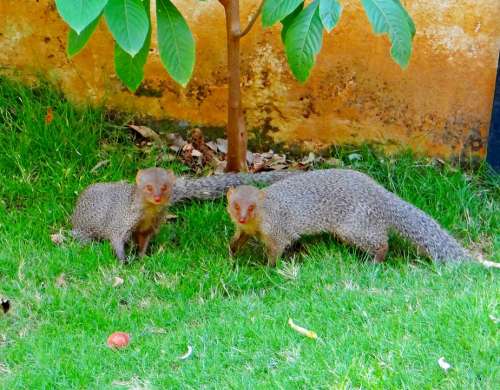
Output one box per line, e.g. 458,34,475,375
222,0,247,172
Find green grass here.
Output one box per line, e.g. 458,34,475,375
0,78,499,389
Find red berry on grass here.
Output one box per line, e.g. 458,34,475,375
107,332,130,348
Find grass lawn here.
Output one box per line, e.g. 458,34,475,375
0,78,499,389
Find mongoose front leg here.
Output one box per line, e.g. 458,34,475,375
263,236,287,267
229,230,250,256
111,237,127,262
373,242,389,263
135,231,153,258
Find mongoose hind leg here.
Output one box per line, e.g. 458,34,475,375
334,225,389,263
229,230,250,256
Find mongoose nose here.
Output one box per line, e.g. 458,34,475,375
238,218,246,224
154,196,161,203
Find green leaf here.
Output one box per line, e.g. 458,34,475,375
284,0,323,82
56,0,108,34
319,0,342,32
114,35,150,92
360,0,414,68
104,0,149,57
156,0,195,87
280,2,303,44
393,0,416,38
262,0,303,27
67,17,101,58
114,0,151,91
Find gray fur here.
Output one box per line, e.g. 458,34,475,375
247,169,471,263
71,170,298,261
171,170,301,203
71,182,147,261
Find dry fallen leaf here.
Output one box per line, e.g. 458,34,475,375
45,107,53,124
112,276,124,288
288,318,317,339
325,157,343,167
145,326,167,334
246,151,254,165
251,153,265,172
206,141,218,152
269,164,287,171
189,128,214,165
55,273,67,288
90,159,110,174
348,153,362,162
0,362,10,375
178,345,193,360
438,357,452,372
216,138,228,154
163,213,178,221
212,158,227,175
166,133,187,149
128,124,160,141
477,259,500,269
271,154,287,165
50,232,65,246
191,148,203,158
112,376,151,389
301,152,317,165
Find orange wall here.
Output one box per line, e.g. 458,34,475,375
1,0,499,157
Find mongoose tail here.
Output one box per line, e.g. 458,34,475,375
386,194,472,262
171,171,301,203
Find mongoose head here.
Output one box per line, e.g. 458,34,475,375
226,185,263,225
136,168,176,206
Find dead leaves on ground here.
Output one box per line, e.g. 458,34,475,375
126,124,344,174
55,273,67,288
437,356,452,372
127,124,160,142
112,276,124,288
44,107,53,124
50,232,66,246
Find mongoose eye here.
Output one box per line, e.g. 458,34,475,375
160,184,168,192
145,185,153,192
248,204,255,212
234,203,240,211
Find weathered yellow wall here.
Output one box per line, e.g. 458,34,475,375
1,1,499,157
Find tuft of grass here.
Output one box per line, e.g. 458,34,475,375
0,78,499,389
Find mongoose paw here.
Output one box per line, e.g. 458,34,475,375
118,255,133,265
267,258,278,267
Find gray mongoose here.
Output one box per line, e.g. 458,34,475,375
71,167,299,261
226,169,472,266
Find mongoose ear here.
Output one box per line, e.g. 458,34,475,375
167,170,176,183
136,170,144,185
226,187,234,199
258,189,266,202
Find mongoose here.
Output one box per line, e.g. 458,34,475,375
71,168,299,261
71,168,175,261
227,169,472,266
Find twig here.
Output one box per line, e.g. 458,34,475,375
238,0,264,38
